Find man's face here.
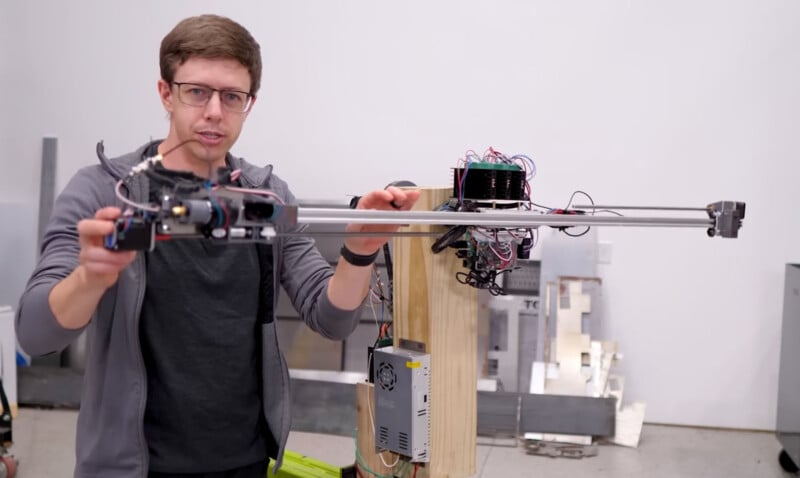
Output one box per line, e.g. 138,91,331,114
157,57,254,167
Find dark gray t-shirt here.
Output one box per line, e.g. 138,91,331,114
139,153,271,472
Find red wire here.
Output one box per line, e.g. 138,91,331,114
355,464,365,478
413,463,419,478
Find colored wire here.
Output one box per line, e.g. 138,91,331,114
115,179,160,212
372,265,386,301
353,429,396,478
511,154,537,180
363,367,400,469
455,148,535,207
204,181,225,228
368,296,380,336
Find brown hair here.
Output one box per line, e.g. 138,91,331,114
160,15,262,95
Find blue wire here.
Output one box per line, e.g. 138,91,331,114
511,154,537,179
204,180,224,227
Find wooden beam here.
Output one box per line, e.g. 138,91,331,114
392,187,478,478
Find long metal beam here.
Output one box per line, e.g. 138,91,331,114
573,204,707,212
296,207,713,230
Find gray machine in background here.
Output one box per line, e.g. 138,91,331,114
373,346,431,462
487,259,541,393
274,215,392,374
777,263,800,473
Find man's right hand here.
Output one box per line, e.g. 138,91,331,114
49,207,138,330
77,207,137,290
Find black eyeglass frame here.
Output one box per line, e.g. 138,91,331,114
171,81,255,113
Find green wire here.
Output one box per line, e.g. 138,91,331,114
353,428,412,478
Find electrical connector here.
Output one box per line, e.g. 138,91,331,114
128,154,164,176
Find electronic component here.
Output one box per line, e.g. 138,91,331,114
706,201,746,238
104,147,298,251
105,216,155,251
438,149,538,294
373,347,431,462
105,193,297,251
453,163,526,206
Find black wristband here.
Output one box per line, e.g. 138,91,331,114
340,245,379,267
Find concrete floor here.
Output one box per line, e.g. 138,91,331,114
5,407,791,477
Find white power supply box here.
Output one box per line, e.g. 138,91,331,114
373,346,431,462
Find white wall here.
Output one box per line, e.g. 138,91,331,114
2,0,798,430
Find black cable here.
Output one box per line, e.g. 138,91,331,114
563,227,592,237
382,243,394,316
161,138,203,158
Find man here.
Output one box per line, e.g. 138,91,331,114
16,14,419,478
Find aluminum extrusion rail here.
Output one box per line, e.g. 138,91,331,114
296,207,713,230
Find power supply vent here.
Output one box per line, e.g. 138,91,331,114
377,362,397,391
398,432,409,452
378,426,389,446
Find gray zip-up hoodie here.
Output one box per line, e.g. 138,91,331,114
16,140,361,477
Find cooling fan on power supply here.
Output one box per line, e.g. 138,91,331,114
376,362,397,392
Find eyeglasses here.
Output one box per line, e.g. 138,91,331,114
171,82,254,113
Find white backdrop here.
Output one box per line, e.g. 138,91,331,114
1,0,798,430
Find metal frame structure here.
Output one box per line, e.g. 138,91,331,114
295,200,744,239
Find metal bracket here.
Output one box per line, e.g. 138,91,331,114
706,201,746,238
398,339,427,354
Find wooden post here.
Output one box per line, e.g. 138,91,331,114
392,187,478,478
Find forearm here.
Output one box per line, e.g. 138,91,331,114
326,186,419,309
48,266,109,329
326,258,373,310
